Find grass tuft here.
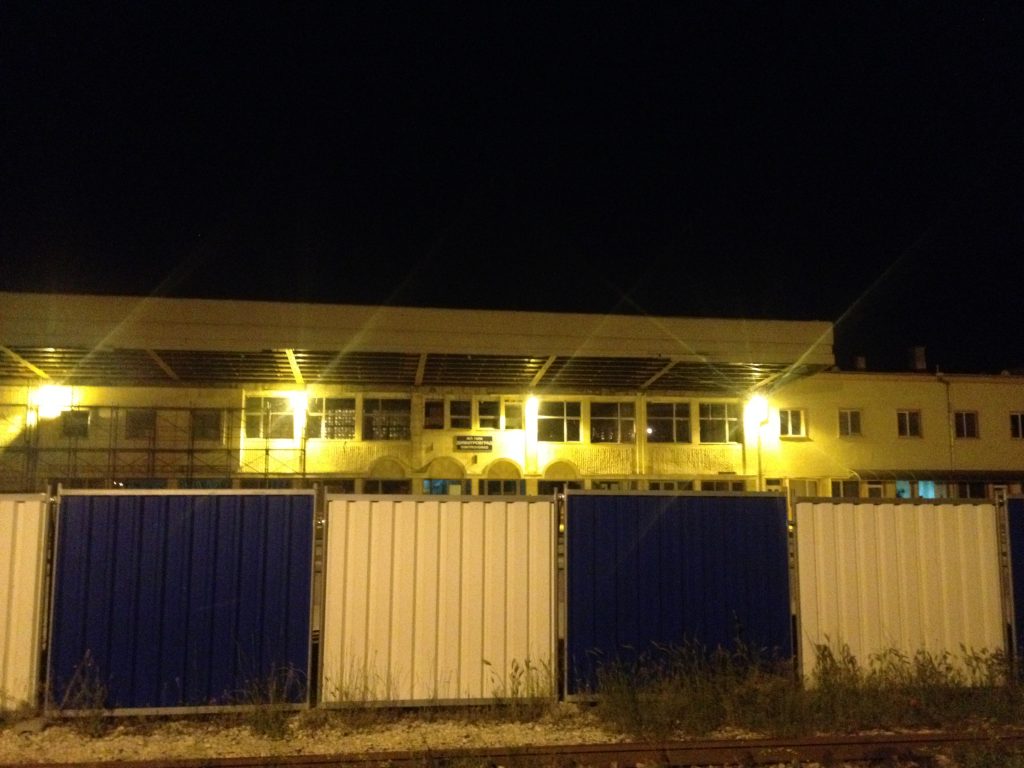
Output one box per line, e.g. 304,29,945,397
590,640,1024,740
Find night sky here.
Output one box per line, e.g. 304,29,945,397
3,3,1023,373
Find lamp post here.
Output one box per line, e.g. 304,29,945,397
745,394,769,491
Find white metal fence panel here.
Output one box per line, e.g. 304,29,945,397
0,495,49,710
795,500,1004,679
320,496,556,704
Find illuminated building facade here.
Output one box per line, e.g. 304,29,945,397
1,292,1022,499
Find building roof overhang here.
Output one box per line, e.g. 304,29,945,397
0,292,834,394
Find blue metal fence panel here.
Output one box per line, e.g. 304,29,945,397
1008,497,1024,664
49,492,314,711
565,492,792,695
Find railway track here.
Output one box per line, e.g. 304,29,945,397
10,730,1024,768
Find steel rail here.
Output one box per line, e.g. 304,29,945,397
8,730,1024,768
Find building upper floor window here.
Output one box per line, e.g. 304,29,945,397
449,399,472,429
954,410,979,439
779,408,806,438
590,401,635,444
646,402,691,443
477,400,499,429
244,396,293,439
424,399,444,429
191,409,224,443
1012,412,1024,439
698,402,742,443
477,398,523,430
838,409,862,437
306,397,356,439
61,409,90,438
423,399,471,429
124,408,156,439
538,400,581,442
363,398,411,440
897,409,922,438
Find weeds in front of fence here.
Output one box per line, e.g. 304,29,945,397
590,640,1024,740
229,664,306,739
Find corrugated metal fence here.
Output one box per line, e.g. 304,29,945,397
49,491,315,712
0,494,49,710
564,492,792,696
795,499,1005,679
0,491,1021,711
319,496,556,704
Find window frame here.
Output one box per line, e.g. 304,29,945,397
779,408,807,438
698,402,743,444
590,401,636,444
191,408,224,443
362,398,412,441
306,397,356,439
646,401,691,443
244,396,294,439
537,400,581,442
1012,412,1024,439
954,410,980,439
124,408,157,440
896,409,922,438
61,408,90,438
838,408,862,437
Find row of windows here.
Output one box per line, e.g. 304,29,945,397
58,408,224,441
51,401,1024,445
784,407,1024,440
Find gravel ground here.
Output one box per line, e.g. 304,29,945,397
0,705,625,764
0,707,962,767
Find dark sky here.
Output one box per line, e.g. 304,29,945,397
3,3,1024,373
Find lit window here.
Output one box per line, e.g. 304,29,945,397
363,398,411,440
646,402,691,443
698,402,742,443
449,400,471,429
590,401,636,444
244,397,294,439
125,408,156,439
61,409,90,438
1012,412,1024,439
897,409,922,438
537,401,581,442
954,410,979,439
306,397,356,439
477,399,523,430
779,408,806,437
838,409,862,437
830,479,859,498
504,400,523,430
